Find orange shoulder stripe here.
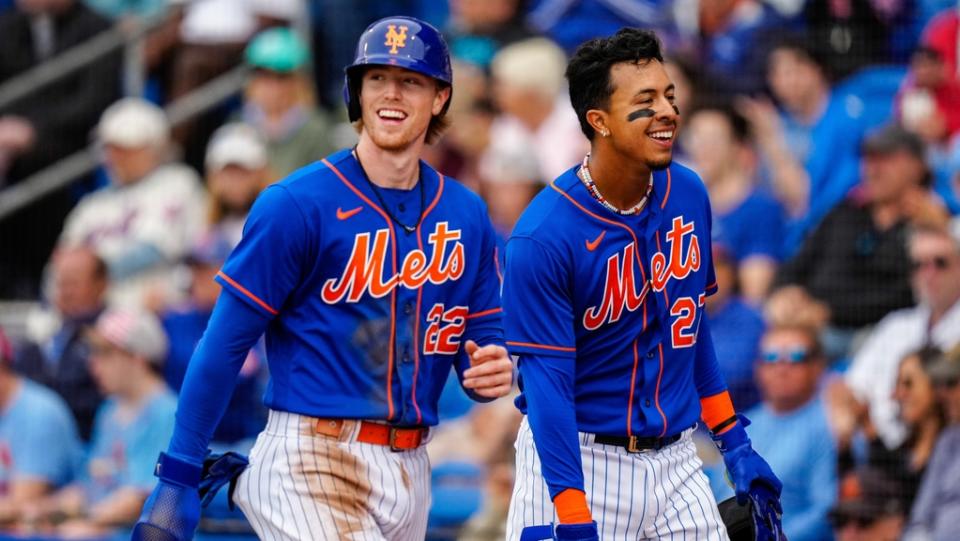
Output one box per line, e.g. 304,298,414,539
466,307,502,320
506,341,576,353
216,271,278,315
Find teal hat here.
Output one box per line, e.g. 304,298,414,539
245,27,309,73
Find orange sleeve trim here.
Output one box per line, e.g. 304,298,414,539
553,488,592,524
700,391,737,434
505,341,576,353
466,308,502,320
216,272,278,315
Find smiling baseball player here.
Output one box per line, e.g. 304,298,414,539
502,29,784,541
131,16,513,541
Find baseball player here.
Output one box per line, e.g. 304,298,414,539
132,16,513,541
501,29,784,541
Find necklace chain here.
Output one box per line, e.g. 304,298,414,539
354,148,425,233
579,154,651,216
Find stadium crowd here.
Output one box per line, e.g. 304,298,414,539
1,0,960,540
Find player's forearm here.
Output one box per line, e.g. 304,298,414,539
692,318,728,400
167,292,270,462
519,354,590,520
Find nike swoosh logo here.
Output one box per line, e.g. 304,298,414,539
585,231,606,251
337,206,363,220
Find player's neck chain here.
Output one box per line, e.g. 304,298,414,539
353,147,426,233
579,153,651,216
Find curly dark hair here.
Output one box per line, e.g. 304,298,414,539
565,28,664,140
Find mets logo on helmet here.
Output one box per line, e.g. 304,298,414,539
385,25,409,54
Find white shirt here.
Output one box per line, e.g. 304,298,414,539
846,299,960,448
480,96,588,185
60,162,207,307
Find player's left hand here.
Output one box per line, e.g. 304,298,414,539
462,340,513,398
714,416,784,541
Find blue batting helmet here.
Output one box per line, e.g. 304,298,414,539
343,16,453,122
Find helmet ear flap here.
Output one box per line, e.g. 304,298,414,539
344,69,364,122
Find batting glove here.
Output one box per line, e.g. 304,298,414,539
555,521,599,541
714,415,784,541
131,453,203,541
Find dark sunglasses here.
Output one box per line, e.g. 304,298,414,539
760,347,810,364
910,256,952,272
934,376,960,388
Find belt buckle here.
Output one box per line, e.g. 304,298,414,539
626,435,643,453
389,427,418,452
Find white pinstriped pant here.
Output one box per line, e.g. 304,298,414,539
233,410,431,541
507,417,729,541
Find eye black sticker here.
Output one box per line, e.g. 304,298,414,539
627,109,655,122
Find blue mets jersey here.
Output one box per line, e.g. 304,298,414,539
503,162,726,438
215,149,503,427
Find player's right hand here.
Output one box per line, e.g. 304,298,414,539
131,480,200,541
131,453,203,541
554,521,599,540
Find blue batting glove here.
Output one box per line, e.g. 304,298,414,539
131,453,203,541
714,415,784,541
555,521,599,541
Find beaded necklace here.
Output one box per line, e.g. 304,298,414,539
579,153,652,216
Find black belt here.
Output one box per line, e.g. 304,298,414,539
594,432,683,452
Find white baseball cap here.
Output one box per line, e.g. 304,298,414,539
205,122,268,171
97,98,170,148
90,307,169,365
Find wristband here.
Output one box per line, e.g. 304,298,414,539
154,452,203,489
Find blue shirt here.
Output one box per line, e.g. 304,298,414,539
215,149,504,426
162,305,267,443
778,93,865,254
717,398,837,541
85,389,177,499
0,379,80,491
714,189,786,263
706,298,765,411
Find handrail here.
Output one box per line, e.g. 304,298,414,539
0,16,162,111
0,65,248,221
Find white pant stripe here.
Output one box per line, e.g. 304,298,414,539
507,417,729,541
234,410,430,541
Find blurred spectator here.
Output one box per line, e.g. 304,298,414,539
704,244,765,411
684,104,785,302
738,35,864,254
864,346,946,505
57,98,206,308
673,0,784,95
445,0,534,68
203,122,269,247
920,4,959,81
896,46,960,146
830,467,911,541
526,0,671,55
774,125,949,350
163,0,303,168
14,247,107,441
481,37,586,233
839,224,960,451
903,344,960,541
803,0,905,78
23,308,176,535
0,0,121,299
241,27,334,181
160,232,267,446
743,323,837,541
0,326,81,526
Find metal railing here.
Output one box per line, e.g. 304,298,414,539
0,15,250,222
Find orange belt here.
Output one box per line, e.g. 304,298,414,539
314,418,427,451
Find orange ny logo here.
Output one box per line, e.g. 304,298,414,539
384,24,409,54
